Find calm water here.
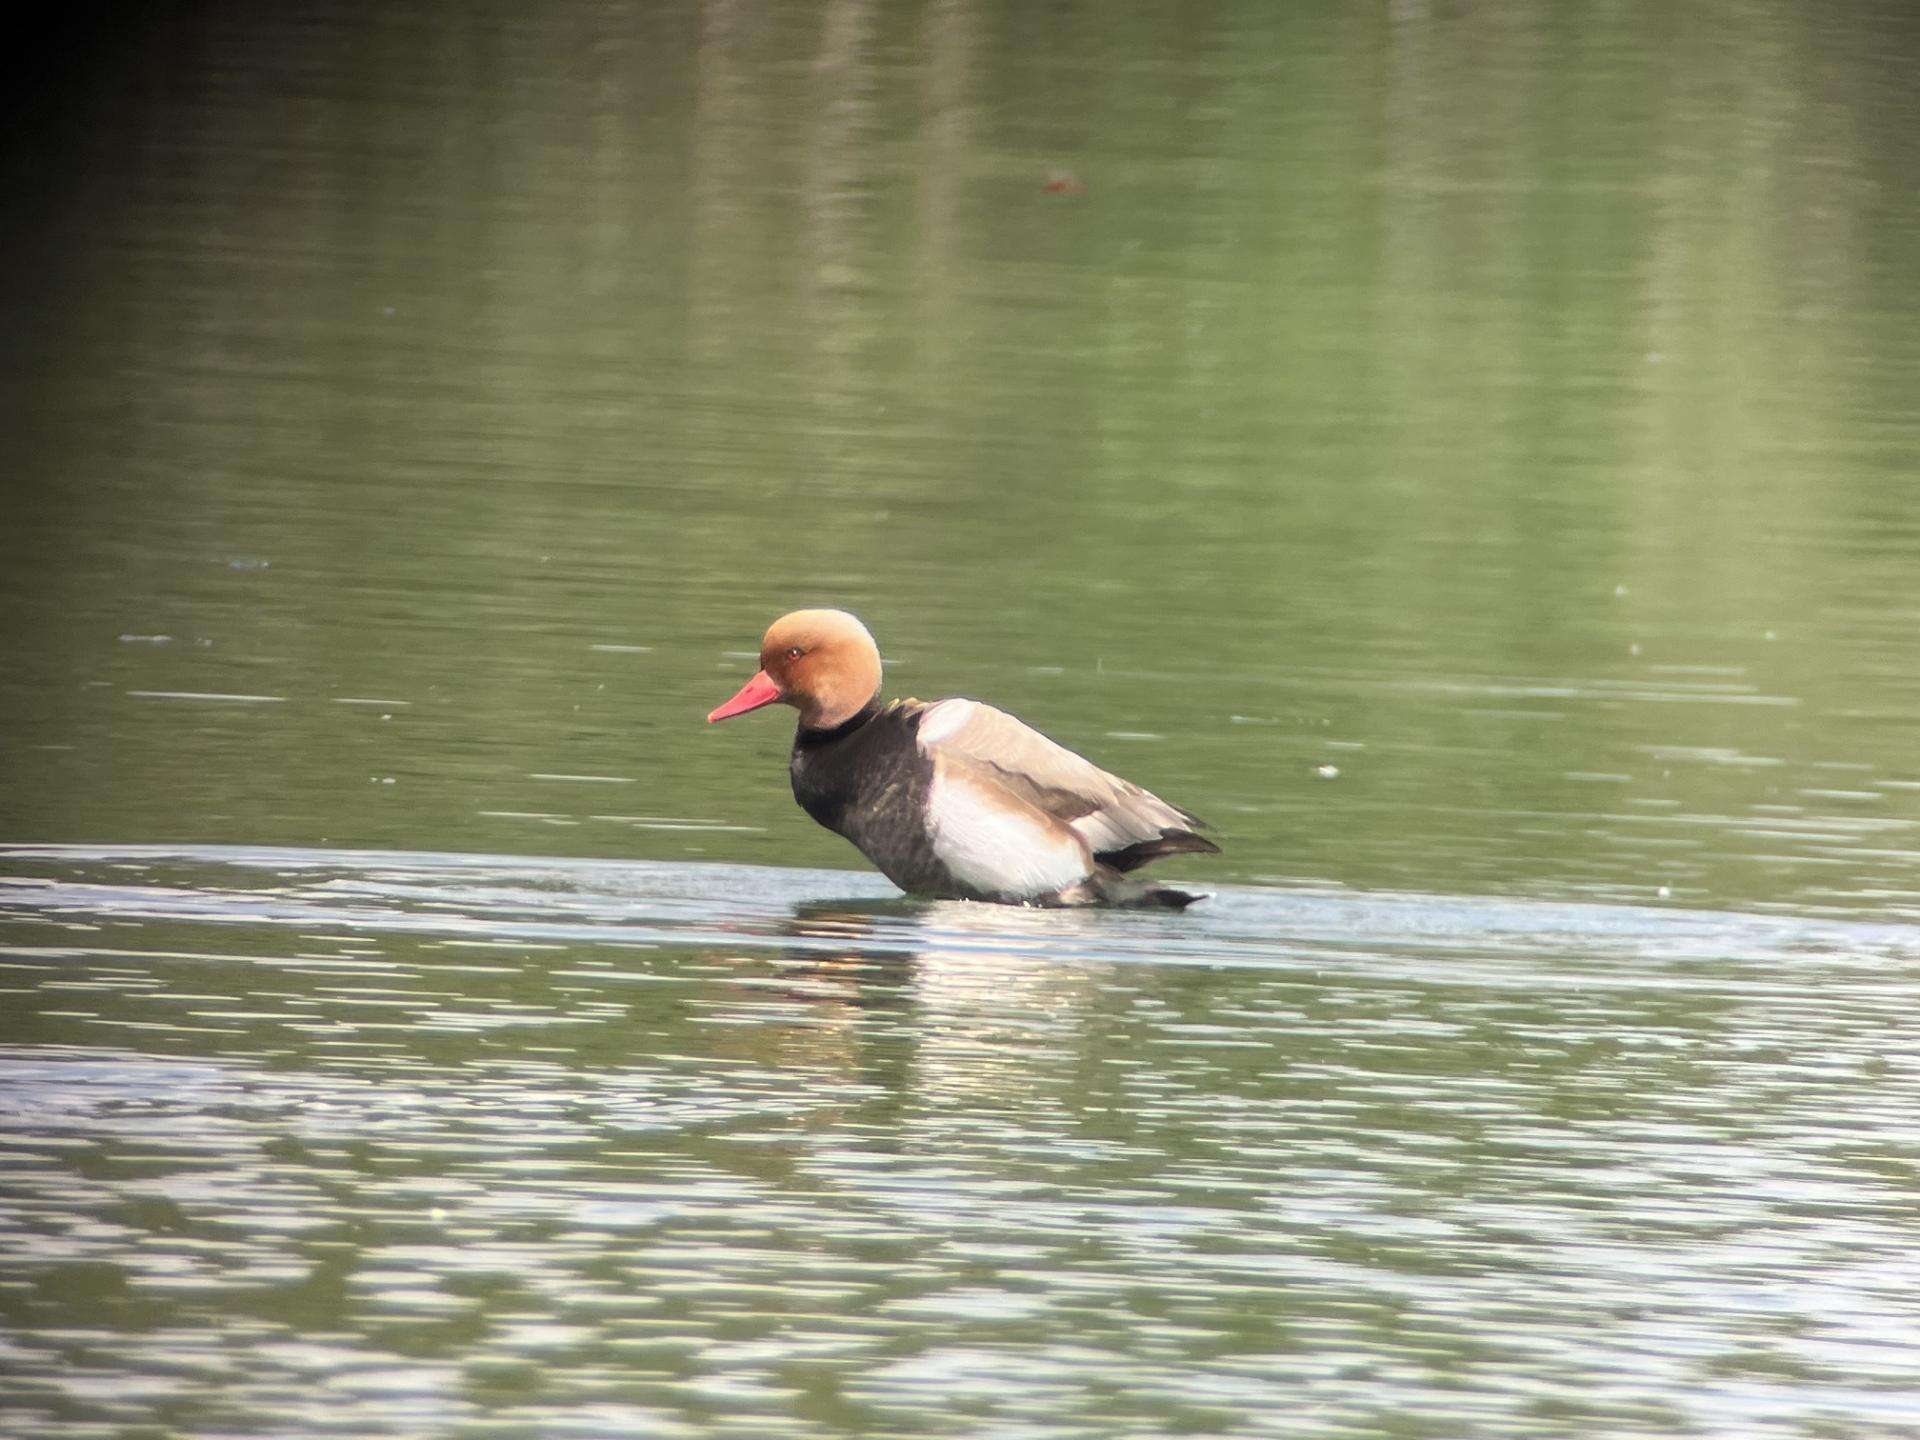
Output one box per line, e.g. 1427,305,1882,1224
3,0,1919,1435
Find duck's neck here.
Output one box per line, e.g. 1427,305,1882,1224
796,696,884,748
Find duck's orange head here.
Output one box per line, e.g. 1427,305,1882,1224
707,609,883,730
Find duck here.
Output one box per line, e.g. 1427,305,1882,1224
707,609,1219,908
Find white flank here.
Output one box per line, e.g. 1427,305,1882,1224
926,766,1089,899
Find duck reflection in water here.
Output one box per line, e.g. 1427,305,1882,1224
716,898,1110,1106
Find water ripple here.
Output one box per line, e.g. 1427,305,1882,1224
2,845,1919,1435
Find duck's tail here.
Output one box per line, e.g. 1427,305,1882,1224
1135,884,1209,910
1052,870,1211,910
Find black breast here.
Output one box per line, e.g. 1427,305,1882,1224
788,701,946,892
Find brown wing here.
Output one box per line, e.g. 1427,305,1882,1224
913,699,1218,872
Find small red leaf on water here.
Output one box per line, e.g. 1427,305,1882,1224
1042,173,1087,196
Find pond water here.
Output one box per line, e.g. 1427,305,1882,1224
3,0,1919,1436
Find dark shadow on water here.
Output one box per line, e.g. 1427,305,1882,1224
789,895,931,923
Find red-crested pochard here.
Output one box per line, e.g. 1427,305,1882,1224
708,609,1219,908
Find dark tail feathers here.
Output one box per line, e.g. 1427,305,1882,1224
1095,829,1221,874
1056,871,1210,909
1135,884,1208,910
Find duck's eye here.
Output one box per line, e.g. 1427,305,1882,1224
785,646,805,660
